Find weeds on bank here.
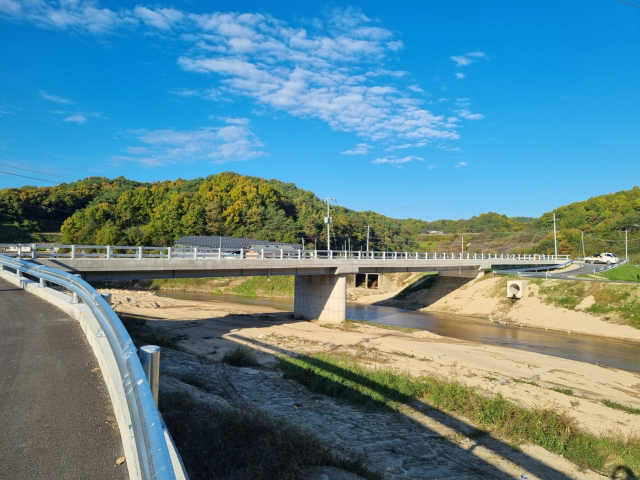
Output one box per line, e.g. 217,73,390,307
512,378,539,387
231,275,294,298
119,315,188,348
277,352,640,476
603,400,640,416
551,387,574,396
160,391,383,480
529,279,640,329
222,345,259,367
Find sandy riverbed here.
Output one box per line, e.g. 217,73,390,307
103,288,640,479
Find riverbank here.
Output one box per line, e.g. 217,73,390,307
104,288,640,438
360,275,640,342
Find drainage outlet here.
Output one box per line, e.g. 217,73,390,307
507,280,528,299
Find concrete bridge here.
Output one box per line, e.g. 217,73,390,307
3,244,570,322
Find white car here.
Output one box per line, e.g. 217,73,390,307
584,252,619,265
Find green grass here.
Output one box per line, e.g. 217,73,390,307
160,391,383,480
394,273,438,299
550,387,574,396
230,275,294,298
277,352,640,476
598,263,640,283
529,279,640,329
222,345,259,367
602,400,640,416
512,378,539,387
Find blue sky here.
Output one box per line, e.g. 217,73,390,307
0,1,639,221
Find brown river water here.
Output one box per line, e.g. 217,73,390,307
157,291,640,373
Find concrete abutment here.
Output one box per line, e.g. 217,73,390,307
294,274,346,323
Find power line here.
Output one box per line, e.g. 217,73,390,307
0,170,60,184
0,163,79,181
616,0,640,8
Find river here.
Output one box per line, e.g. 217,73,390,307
157,291,640,373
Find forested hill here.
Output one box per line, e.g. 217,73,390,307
1,173,638,257
0,173,429,250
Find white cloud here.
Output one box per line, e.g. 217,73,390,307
0,0,136,34
455,161,467,167
118,122,264,165
39,90,73,104
134,6,183,30
5,4,467,150
455,73,465,79
385,142,426,151
341,143,371,155
64,114,88,124
451,51,486,67
178,9,459,147
457,109,484,120
372,155,422,165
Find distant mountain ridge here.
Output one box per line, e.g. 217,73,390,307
0,174,638,258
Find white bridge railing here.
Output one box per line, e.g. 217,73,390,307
0,244,571,262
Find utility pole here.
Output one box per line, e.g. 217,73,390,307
366,225,371,252
323,198,335,251
581,231,586,259
553,213,558,258
461,234,464,254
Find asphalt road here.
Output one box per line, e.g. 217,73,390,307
0,277,129,479
550,262,605,278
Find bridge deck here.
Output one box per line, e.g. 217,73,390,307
0,277,128,479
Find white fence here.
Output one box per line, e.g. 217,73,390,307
0,243,571,262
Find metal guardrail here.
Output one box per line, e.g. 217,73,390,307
0,254,177,480
590,258,628,274
0,243,572,262
493,259,574,276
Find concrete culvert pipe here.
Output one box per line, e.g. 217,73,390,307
506,280,528,299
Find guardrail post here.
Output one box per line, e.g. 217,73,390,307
71,245,76,260
137,246,143,260
261,248,264,260
39,277,46,288
168,247,172,260
297,249,300,260
106,246,112,260
280,249,284,260
31,244,36,259
329,250,333,260
193,247,198,260
241,248,244,259
140,345,161,407
71,292,79,304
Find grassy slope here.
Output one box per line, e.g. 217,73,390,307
278,352,640,476
598,263,640,282
146,275,295,298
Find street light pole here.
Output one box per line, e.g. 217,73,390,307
553,213,558,258
323,198,335,251
461,234,464,254
366,225,371,252
581,231,586,259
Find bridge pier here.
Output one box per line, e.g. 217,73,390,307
294,274,346,323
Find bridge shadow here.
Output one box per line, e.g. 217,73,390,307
126,307,621,480
367,275,477,312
